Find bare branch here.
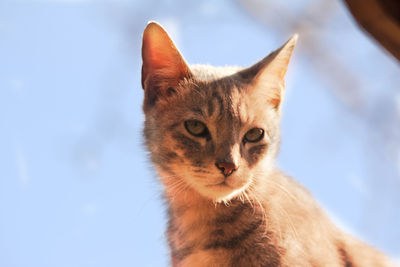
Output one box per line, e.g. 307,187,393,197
343,0,400,62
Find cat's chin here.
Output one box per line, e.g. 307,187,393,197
157,168,252,202
198,178,252,203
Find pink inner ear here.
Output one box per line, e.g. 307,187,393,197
269,97,281,109
142,24,190,84
145,38,174,69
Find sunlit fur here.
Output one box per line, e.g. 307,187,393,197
141,22,396,267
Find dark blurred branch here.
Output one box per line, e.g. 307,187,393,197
344,0,400,61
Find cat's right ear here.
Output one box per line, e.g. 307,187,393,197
238,35,297,111
141,22,191,110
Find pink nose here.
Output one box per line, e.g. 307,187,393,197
216,162,238,177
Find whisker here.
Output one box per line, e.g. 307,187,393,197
247,184,269,237
242,191,254,211
272,200,301,249
265,180,298,202
252,170,299,203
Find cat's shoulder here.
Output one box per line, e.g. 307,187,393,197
264,169,320,209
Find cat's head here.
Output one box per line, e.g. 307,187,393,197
141,22,296,202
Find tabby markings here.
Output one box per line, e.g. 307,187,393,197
338,246,354,267
244,144,268,167
205,218,263,250
172,132,201,151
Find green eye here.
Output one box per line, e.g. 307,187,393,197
244,128,264,143
184,120,209,137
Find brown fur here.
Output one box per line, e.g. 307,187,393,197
141,22,396,267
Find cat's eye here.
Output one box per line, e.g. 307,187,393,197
166,87,176,96
244,128,264,143
184,120,209,137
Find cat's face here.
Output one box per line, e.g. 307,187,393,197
143,75,281,201
141,22,296,202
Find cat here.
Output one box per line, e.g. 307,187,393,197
141,21,396,267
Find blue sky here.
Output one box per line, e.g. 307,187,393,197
1,1,399,266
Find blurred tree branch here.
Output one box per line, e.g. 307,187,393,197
344,0,400,62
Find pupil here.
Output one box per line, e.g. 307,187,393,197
190,121,203,134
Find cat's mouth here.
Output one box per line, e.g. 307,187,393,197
191,172,252,201
206,181,232,188
205,175,249,190
202,176,252,202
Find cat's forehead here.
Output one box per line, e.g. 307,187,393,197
190,65,243,82
180,68,269,127
189,64,246,101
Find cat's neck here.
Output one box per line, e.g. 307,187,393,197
165,181,281,266
163,170,276,231
165,182,264,224
163,168,310,250
165,178,269,234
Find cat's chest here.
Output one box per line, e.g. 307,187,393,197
168,202,283,267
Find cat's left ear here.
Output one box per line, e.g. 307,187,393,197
141,22,191,111
239,35,298,110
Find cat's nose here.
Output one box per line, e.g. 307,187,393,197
215,162,238,177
